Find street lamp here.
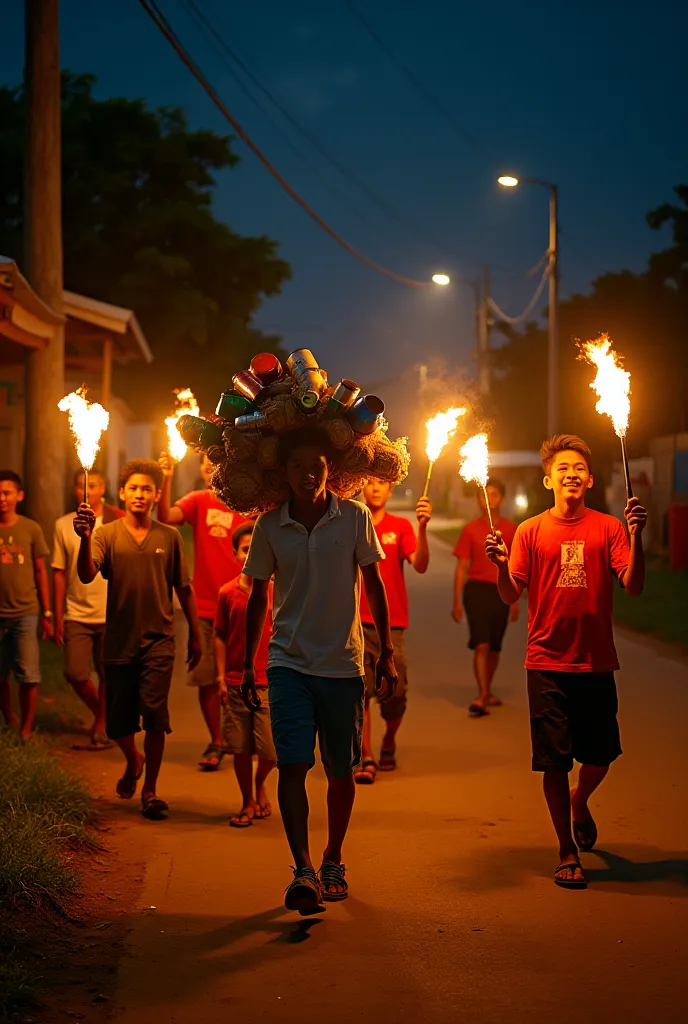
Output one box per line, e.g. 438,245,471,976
431,273,451,286
498,174,559,435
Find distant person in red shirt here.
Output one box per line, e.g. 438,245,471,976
452,478,518,717
486,435,647,890
355,481,431,784
214,523,276,829
158,452,247,770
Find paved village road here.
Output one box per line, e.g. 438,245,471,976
98,532,686,1024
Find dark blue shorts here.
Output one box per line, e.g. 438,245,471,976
267,666,364,779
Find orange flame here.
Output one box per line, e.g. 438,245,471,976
579,334,630,438
165,388,199,462
459,433,490,488
425,407,466,463
58,386,109,470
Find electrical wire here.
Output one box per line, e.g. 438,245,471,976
487,264,549,324
343,0,493,162
179,0,485,277
138,0,433,287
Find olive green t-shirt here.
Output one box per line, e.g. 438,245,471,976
92,519,190,663
0,516,50,618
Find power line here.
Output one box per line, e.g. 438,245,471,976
179,0,484,277
488,264,549,324
343,0,493,163
138,0,433,288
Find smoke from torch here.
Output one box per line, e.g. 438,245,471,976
579,334,633,497
58,387,109,504
165,388,200,462
422,407,466,498
459,433,495,532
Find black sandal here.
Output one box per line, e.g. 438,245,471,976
141,794,169,820
284,867,326,916
319,861,348,902
354,759,378,785
554,858,587,889
378,748,397,772
468,703,490,718
198,743,224,771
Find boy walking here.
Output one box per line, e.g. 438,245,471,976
242,428,397,915
74,459,202,819
355,480,431,783
486,435,646,889
0,471,53,738
214,523,276,828
53,468,124,749
158,452,247,770
452,478,518,717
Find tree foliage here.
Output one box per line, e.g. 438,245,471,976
489,186,688,462
0,73,291,417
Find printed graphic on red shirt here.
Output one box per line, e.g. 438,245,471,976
509,508,629,673
359,513,416,629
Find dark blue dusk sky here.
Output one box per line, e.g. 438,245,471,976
2,1,687,386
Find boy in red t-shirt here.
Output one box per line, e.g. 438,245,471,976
355,481,432,784
214,523,275,828
158,452,247,770
452,478,518,717
486,434,647,890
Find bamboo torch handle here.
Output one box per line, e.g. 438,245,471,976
620,436,633,500
83,467,89,507
422,461,433,500
482,485,495,534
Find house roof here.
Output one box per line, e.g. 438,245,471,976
63,290,153,364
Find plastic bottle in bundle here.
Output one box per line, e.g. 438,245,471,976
286,349,327,412
177,415,224,451
232,369,266,403
250,352,283,385
216,393,253,419
324,379,361,419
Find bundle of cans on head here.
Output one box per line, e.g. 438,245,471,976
177,349,410,515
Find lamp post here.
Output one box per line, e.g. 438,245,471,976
498,175,559,436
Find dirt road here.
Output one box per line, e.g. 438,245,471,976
94,534,686,1023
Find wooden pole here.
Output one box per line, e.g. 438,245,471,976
23,0,66,540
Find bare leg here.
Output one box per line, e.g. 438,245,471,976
198,684,223,747
0,678,17,728
322,771,356,867
94,673,107,737
381,717,402,753
473,643,491,708
115,733,145,777
571,764,609,825
66,674,102,738
543,768,584,883
18,684,38,738
255,757,275,813
233,752,256,815
277,763,312,870
141,730,166,798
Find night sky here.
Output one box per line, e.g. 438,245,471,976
2,0,687,387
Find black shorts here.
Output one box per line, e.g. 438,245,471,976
527,670,622,772
104,647,175,740
463,580,509,652
362,625,408,722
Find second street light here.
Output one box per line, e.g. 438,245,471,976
498,175,559,435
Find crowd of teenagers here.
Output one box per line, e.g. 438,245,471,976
0,429,646,910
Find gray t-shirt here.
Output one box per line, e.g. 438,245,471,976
92,519,190,663
0,516,49,618
244,495,383,678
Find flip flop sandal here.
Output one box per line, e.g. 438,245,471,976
378,748,397,772
230,809,254,829
354,759,378,785
284,867,326,917
255,802,272,819
485,696,503,707
116,760,145,800
554,859,587,890
319,861,348,902
573,816,598,852
141,794,169,820
198,744,225,771
468,703,490,718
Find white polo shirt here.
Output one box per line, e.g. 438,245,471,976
244,494,383,678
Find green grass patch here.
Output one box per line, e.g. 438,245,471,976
615,565,688,649
0,805,79,909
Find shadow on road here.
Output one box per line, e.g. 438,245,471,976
586,849,688,894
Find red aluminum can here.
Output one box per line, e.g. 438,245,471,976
250,352,283,385
232,369,264,401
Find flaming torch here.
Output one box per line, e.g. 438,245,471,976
165,388,200,463
58,386,109,504
422,407,466,498
459,432,494,533
579,335,633,498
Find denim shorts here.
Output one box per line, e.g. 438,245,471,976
267,666,365,779
0,616,41,685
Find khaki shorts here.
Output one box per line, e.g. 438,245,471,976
222,686,276,760
188,618,216,688
63,620,106,683
362,625,409,722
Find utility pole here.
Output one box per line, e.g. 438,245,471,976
24,0,66,539
477,265,491,397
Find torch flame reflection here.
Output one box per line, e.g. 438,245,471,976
58,386,109,471
166,388,199,462
580,335,630,438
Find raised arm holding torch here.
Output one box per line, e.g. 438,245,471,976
579,335,633,499
422,407,466,498
58,387,109,504
459,433,495,533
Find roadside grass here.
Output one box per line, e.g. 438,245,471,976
615,564,688,650
0,732,99,1017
